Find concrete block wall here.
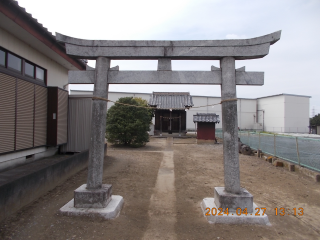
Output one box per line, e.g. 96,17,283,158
0,147,58,173
0,145,106,222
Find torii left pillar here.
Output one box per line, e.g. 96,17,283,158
73,57,113,208
60,57,124,219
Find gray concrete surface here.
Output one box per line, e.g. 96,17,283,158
56,30,281,60
214,187,253,213
74,184,112,208
60,195,124,219
220,57,240,194
68,70,264,85
211,65,220,70
56,31,281,47
236,66,245,71
143,138,176,239
87,57,110,189
0,147,102,222
68,70,95,84
157,59,172,71
64,44,271,60
0,146,58,173
201,198,271,225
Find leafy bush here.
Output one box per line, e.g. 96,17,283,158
106,97,153,147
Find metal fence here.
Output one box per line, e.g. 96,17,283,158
215,129,320,173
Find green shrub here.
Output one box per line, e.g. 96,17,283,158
106,97,153,147
310,114,320,126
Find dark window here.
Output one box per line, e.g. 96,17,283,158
8,53,21,72
0,47,46,85
0,50,5,66
36,67,44,81
25,62,35,78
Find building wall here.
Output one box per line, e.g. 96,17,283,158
0,72,50,172
257,95,285,132
107,92,151,108
237,99,257,130
188,96,222,130
189,96,257,131
0,27,68,88
0,27,71,171
257,95,310,133
60,97,92,152
70,91,310,133
284,95,309,133
72,92,259,131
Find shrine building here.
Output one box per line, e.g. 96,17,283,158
148,92,193,135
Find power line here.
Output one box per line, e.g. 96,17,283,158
312,107,315,117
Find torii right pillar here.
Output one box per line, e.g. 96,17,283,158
202,59,271,224
220,56,241,195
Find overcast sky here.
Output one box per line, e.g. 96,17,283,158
18,0,320,117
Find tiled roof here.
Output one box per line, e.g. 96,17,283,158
0,0,87,69
148,92,193,110
193,113,220,123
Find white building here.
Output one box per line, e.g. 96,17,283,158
257,94,310,133
0,1,87,171
70,90,310,133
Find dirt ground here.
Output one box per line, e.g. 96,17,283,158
1,137,320,240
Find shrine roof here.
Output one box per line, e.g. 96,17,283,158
148,92,193,110
193,113,220,123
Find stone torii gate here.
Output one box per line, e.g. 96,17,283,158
57,31,281,223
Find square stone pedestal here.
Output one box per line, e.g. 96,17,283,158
74,184,112,208
201,187,270,225
60,184,123,220
214,187,253,213
60,195,124,219
201,198,271,225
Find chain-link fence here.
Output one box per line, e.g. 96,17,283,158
216,129,223,139
215,129,320,172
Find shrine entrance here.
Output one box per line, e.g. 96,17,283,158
56,30,281,224
149,92,192,135
155,109,186,134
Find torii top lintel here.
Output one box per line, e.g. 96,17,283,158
56,31,281,60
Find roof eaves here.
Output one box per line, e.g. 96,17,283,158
257,93,311,99
0,0,86,70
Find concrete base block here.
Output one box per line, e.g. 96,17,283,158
288,164,295,172
60,195,124,219
257,150,262,158
201,198,271,225
214,187,253,213
74,184,112,208
273,160,284,167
